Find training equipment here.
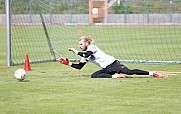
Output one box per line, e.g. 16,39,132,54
6,0,181,66
24,54,31,71
59,58,69,65
14,69,27,80
153,72,164,78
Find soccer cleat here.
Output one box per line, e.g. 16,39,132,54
116,74,126,78
153,72,164,78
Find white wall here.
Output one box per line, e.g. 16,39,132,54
0,14,180,24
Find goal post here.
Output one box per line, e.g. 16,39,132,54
6,0,11,66
6,0,181,66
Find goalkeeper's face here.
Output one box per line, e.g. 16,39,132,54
79,39,89,51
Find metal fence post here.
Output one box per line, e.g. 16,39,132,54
170,0,173,23
49,0,52,24
146,0,149,24
124,0,127,24
29,0,32,23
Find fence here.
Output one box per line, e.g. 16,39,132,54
1,14,181,24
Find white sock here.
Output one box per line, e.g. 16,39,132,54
112,73,118,78
68,62,72,66
149,72,154,76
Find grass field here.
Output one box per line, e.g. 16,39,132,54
1,25,181,114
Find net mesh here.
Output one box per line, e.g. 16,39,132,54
9,0,181,65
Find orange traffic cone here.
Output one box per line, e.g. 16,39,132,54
24,54,31,71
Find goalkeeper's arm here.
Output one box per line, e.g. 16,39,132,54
77,51,93,58
59,58,86,70
68,48,93,58
71,62,86,70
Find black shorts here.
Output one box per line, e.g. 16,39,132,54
105,60,126,74
105,60,149,75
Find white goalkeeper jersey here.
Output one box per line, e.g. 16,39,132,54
80,45,116,68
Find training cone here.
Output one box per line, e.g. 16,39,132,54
24,54,31,71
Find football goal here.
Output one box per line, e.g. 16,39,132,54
6,0,181,66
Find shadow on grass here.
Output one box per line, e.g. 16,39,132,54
18,80,30,82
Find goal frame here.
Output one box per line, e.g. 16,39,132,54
6,0,181,66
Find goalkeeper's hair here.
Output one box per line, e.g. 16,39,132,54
79,36,94,44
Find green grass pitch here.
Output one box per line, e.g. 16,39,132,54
0,25,181,114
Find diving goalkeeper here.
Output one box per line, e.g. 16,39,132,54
59,36,164,78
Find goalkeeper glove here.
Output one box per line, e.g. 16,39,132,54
59,58,72,66
68,48,79,54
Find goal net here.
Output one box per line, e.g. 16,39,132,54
7,0,181,66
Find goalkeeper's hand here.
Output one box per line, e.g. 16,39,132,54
59,58,72,66
68,48,79,54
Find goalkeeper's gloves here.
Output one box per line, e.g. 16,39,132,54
68,48,79,54
59,58,72,66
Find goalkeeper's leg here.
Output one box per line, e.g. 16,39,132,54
91,69,125,78
119,66,149,75
120,67,164,78
91,69,113,78
123,68,149,75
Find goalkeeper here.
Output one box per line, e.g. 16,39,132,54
59,36,164,78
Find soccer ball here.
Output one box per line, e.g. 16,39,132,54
14,69,26,80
